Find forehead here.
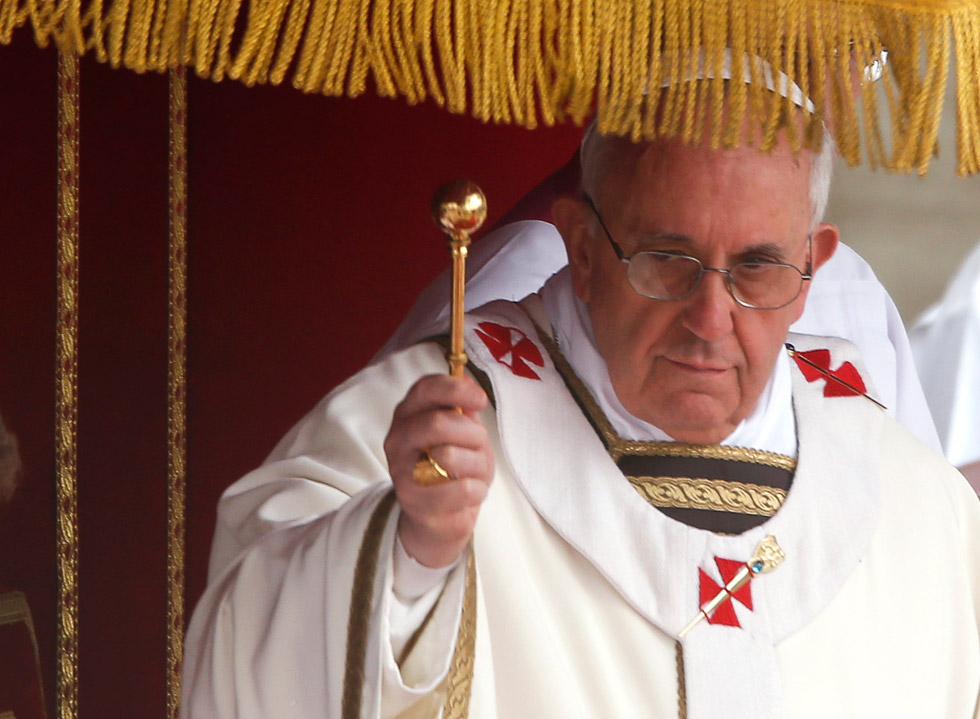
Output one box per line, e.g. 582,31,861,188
606,137,812,250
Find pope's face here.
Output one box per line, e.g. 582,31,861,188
558,136,838,443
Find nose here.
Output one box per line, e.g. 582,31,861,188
681,269,736,341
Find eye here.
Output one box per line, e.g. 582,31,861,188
733,261,782,285
738,258,780,272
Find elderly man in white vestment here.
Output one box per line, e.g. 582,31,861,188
181,109,980,719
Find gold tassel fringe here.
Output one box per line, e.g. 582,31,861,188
4,0,980,174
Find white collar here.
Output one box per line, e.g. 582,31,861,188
539,268,797,456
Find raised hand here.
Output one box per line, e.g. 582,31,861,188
384,374,494,568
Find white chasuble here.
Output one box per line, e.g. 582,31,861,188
182,299,980,719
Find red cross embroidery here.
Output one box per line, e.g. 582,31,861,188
698,557,754,628
474,322,545,380
792,348,867,398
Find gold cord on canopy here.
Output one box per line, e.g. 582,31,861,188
55,47,80,719
166,65,188,719
3,0,980,174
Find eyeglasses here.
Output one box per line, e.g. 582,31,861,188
583,195,812,310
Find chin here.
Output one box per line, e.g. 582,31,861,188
652,393,737,444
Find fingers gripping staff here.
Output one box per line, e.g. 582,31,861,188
412,181,488,486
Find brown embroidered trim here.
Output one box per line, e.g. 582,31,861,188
342,490,398,719
533,324,796,471
628,476,787,516
676,641,687,719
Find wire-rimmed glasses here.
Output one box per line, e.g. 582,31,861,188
583,195,812,310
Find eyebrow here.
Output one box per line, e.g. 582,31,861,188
634,232,695,250
636,234,790,261
735,242,789,261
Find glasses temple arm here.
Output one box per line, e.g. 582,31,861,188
583,194,626,261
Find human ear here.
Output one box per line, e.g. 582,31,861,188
791,223,839,321
552,196,595,303
808,222,840,273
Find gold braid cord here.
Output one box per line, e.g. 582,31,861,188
56,47,80,719
3,0,980,173
166,65,188,719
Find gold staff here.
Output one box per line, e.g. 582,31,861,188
413,180,487,486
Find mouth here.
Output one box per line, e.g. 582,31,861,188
665,358,731,374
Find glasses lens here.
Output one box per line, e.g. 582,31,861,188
627,252,702,300
730,262,805,309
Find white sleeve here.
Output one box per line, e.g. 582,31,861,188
182,484,468,719
189,345,473,718
207,342,451,581
388,534,457,662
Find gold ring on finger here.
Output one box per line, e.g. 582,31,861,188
412,449,452,486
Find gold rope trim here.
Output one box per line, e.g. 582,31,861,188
535,322,797,471
628,476,787,516
4,0,980,173
166,65,188,719
56,47,80,719
615,442,796,470
675,641,687,719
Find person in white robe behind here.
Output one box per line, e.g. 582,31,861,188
911,241,980,490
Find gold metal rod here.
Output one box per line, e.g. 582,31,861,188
432,180,486,378
449,239,469,377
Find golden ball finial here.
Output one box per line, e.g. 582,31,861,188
432,179,487,240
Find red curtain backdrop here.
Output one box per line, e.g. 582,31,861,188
0,31,583,717
0,34,59,719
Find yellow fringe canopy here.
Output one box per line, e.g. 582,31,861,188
5,0,980,174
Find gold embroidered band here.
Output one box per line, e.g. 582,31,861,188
628,476,787,517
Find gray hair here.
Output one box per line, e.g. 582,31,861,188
580,120,837,230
